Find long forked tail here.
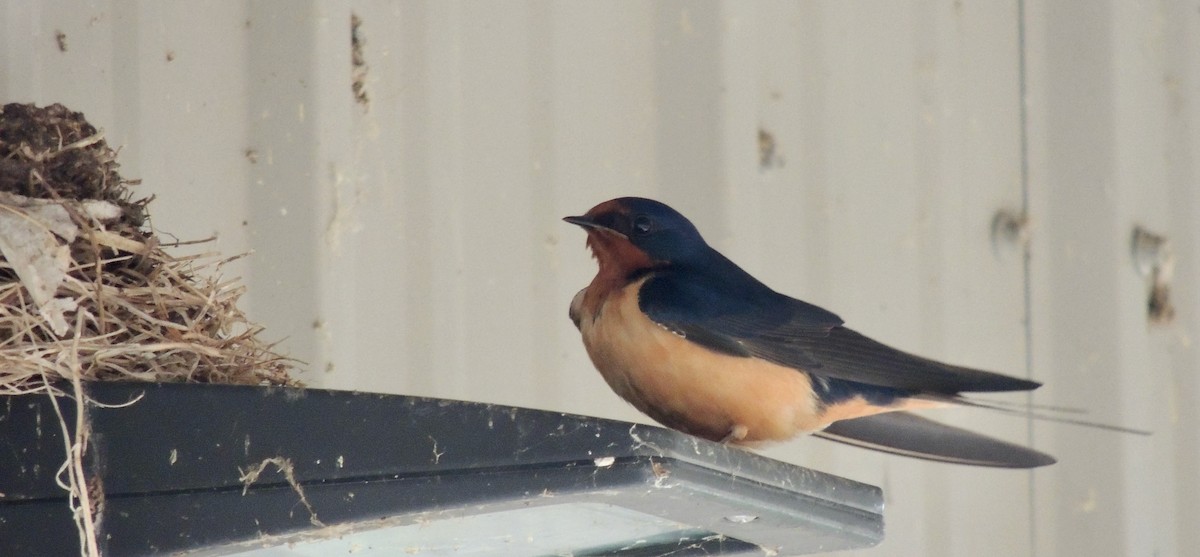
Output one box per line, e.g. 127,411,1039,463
935,396,1153,435
815,411,1057,468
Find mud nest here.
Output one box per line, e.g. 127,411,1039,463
0,102,296,393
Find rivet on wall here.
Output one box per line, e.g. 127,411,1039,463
990,208,1030,255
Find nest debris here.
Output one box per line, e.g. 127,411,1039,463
0,102,297,394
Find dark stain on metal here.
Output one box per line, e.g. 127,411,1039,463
1132,226,1175,325
351,13,370,110
757,128,779,169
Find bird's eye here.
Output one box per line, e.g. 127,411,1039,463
632,215,654,236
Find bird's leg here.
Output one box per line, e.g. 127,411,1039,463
719,424,749,444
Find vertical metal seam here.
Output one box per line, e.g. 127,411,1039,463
1016,0,1037,555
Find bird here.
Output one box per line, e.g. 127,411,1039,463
564,196,1058,468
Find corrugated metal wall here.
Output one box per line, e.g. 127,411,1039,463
4,2,1197,555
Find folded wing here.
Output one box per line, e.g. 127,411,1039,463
639,272,1040,396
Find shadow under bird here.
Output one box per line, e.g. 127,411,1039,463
565,197,1064,468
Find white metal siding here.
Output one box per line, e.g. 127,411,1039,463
3,2,1197,555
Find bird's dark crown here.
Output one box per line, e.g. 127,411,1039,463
565,197,708,265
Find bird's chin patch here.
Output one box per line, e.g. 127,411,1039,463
584,228,628,255
585,230,649,273
598,228,628,241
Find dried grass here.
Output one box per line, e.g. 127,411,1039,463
1,102,298,556
0,102,297,393
0,246,297,394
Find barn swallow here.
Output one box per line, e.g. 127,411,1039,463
565,197,1056,468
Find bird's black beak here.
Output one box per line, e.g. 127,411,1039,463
566,213,633,238
563,215,599,229
563,215,627,239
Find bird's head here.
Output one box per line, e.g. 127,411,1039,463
564,197,707,275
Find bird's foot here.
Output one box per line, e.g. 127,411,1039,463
719,424,749,444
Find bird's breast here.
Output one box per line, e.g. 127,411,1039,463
576,276,826,444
